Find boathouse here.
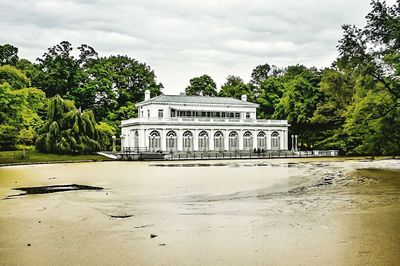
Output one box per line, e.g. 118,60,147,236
120,90,290,152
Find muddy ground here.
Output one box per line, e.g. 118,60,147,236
0,158,399,265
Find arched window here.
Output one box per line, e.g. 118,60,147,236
149,130,160,151
166,131,177,151
198,131,209,151
229,131,238,151
214,131,224,151
183,131,193,151
271,131,280,150
257,131,266,150
243,131,253,150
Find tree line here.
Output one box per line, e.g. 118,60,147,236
0,0,399,155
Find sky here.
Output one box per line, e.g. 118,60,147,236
0,0,396,94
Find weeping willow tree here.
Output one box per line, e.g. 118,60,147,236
36,95,102,154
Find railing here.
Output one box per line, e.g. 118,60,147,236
121,117,289,125
122,147,149,153
166,150,339,160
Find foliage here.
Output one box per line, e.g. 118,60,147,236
335,0,400,155
0,81,46,150
33,41,82,97
219,75,252,100
343,87,400,155
0,65,30,89
36,95,102,154
256,76,285,119
250,63,271,87
96,122,117,150
185,74,217,96
0,125,18,150
0,44,19,66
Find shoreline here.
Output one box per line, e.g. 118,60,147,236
0,155,397,168
0,159,112,168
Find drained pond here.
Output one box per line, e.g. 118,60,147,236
0,158,399,265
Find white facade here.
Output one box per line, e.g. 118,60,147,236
120,92,290,152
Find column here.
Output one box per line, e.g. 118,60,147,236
238,129,244,151
266,130,271,150
177,129,183,151
161,129,166,151
284,130,288,150
120,135,125,151
224,129,229,151
209,129,214,151
253,130,257,150
138,129,145,149
193,129,199,151
143,129,148,150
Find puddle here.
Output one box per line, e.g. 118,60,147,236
5,184,103,199
109,214,133,219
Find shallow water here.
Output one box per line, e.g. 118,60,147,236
0,158,399,265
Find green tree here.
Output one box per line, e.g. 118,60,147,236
272,66,322,149
33,41,88,97
338,0,400,102
185,74,217,96
250,63,271,86
0,65,31,89
256,76,285,119
96,122,117,150
102,55,163,105
218,75,252,99
0,82,46,150
343,86,400,155
36,95,102,154
336,0,400,155
0,44,19,66
309,68,356,150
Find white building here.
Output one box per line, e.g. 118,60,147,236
120,90,289,152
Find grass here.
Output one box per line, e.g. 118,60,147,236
0,150,112,165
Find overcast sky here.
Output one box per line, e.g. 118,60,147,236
0,0,395,94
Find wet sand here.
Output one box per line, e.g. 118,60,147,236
0,158,399,265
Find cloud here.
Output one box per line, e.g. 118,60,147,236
0,0,378,93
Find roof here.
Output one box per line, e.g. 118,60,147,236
137,94,259,107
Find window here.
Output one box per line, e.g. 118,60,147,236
149,130,161,151
235,113,240,118
257,132,266,150
147,110,150,117
243,131,253,150
183,131,193,151
214,131,224,151
171,109,176,117
158,109,163,118
166,131,177,151
229,131,238,150
246,113,250,119
141,111,143,117
271,131,280,150
198,131,209,151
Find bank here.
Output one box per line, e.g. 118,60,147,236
0,150,112,167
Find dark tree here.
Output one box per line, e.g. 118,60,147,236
0,44,19,66
185,74,217,96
